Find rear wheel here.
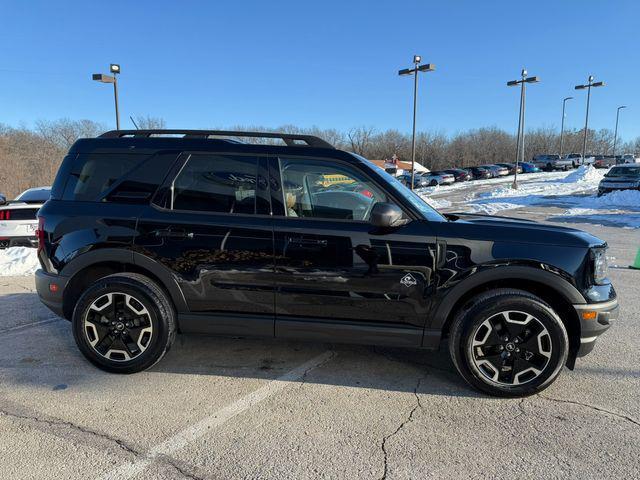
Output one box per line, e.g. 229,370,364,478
449,289,568,397
72,273,176,373
429,180,438,187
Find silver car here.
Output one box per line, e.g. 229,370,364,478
0,187,51,249
597,164,640,196
420,171,453,186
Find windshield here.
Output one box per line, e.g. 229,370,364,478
15,188,51,202
352,154,445,221
608,167,640,177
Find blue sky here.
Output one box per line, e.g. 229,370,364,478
1,0,638,140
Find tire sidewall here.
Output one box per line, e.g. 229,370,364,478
452,293,568,397
72,277,171,373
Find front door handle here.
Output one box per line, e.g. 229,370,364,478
288,237,327,247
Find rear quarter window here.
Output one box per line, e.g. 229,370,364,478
60,152,177,202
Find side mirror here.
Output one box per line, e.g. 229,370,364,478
370,202,409,228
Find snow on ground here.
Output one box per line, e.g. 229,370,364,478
418,165,640,229
0,247,39,276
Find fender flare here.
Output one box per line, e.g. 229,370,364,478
429,265,586,331
60,248,189,313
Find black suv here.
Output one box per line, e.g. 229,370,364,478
35,130,618,397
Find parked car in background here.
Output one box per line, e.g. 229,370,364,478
495,163,522,175
519,162,541,173
0,186,51,249
593,155,617,169
429,171,456,185
532,154,574,171
597,164,640,196
466,166,492,180
443,168,472,182
398,173,430,189
621,154,637,164
482,164,509,177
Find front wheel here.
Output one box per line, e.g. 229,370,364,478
449,289,568,397
72,273,176,373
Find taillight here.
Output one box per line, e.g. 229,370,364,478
0,210,10,220
36,216,45,252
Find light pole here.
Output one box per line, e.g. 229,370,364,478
93,63,121,130
507,68,539,189
575,75,605,162
559,96,573,157
612,105,627,157
398,55,435,190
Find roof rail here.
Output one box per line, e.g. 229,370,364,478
98,129,335,149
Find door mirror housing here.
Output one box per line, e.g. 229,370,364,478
370,202,409,228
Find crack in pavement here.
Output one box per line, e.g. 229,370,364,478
379,376,425,480
0,406,141,458
158,455,208,480
538,394,640,427
297,349,336,390
0,402,208,480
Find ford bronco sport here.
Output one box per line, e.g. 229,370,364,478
35,130,618,397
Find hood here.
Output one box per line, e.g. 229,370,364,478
444,212,605,248
600,176,639,183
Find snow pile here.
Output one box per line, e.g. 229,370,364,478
0,247,40,276
559,165,602,184
570,189,640,209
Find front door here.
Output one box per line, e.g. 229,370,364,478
134,152,275,336
270,156,437,346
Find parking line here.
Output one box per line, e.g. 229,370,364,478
98,349,335,480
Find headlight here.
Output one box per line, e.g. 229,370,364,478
592,248,609,284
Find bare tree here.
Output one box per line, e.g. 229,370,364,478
133,115,167,130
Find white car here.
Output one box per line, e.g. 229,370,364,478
0,187,51,249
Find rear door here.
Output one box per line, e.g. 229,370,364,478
270,156,438,346
134,152,275,336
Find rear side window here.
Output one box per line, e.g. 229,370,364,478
170,154,269,214
60,153,178,202
63,154,147,201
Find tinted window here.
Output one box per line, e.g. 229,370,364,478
16,188,51,203
171,154,268,214
608,167,640,177
279,158,388,221
63,153,150,201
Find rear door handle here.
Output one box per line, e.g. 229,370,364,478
155,229,194,239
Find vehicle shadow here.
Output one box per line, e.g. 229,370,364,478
0,293,476,398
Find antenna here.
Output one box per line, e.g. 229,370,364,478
129,116,139,129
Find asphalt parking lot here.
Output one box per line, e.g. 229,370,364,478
1,180,639,479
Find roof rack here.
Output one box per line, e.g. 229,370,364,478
98,129,335,149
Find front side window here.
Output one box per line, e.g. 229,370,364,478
279,158,388,221
171,154,268,214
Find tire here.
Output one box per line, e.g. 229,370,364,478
72,273,177,373
449,289,568,397
429,180,438,187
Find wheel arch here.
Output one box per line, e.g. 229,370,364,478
433,266,583,368
60,249,188,321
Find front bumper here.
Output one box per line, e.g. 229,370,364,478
35,269,70,319
598,186,639,195
573,298,618,357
